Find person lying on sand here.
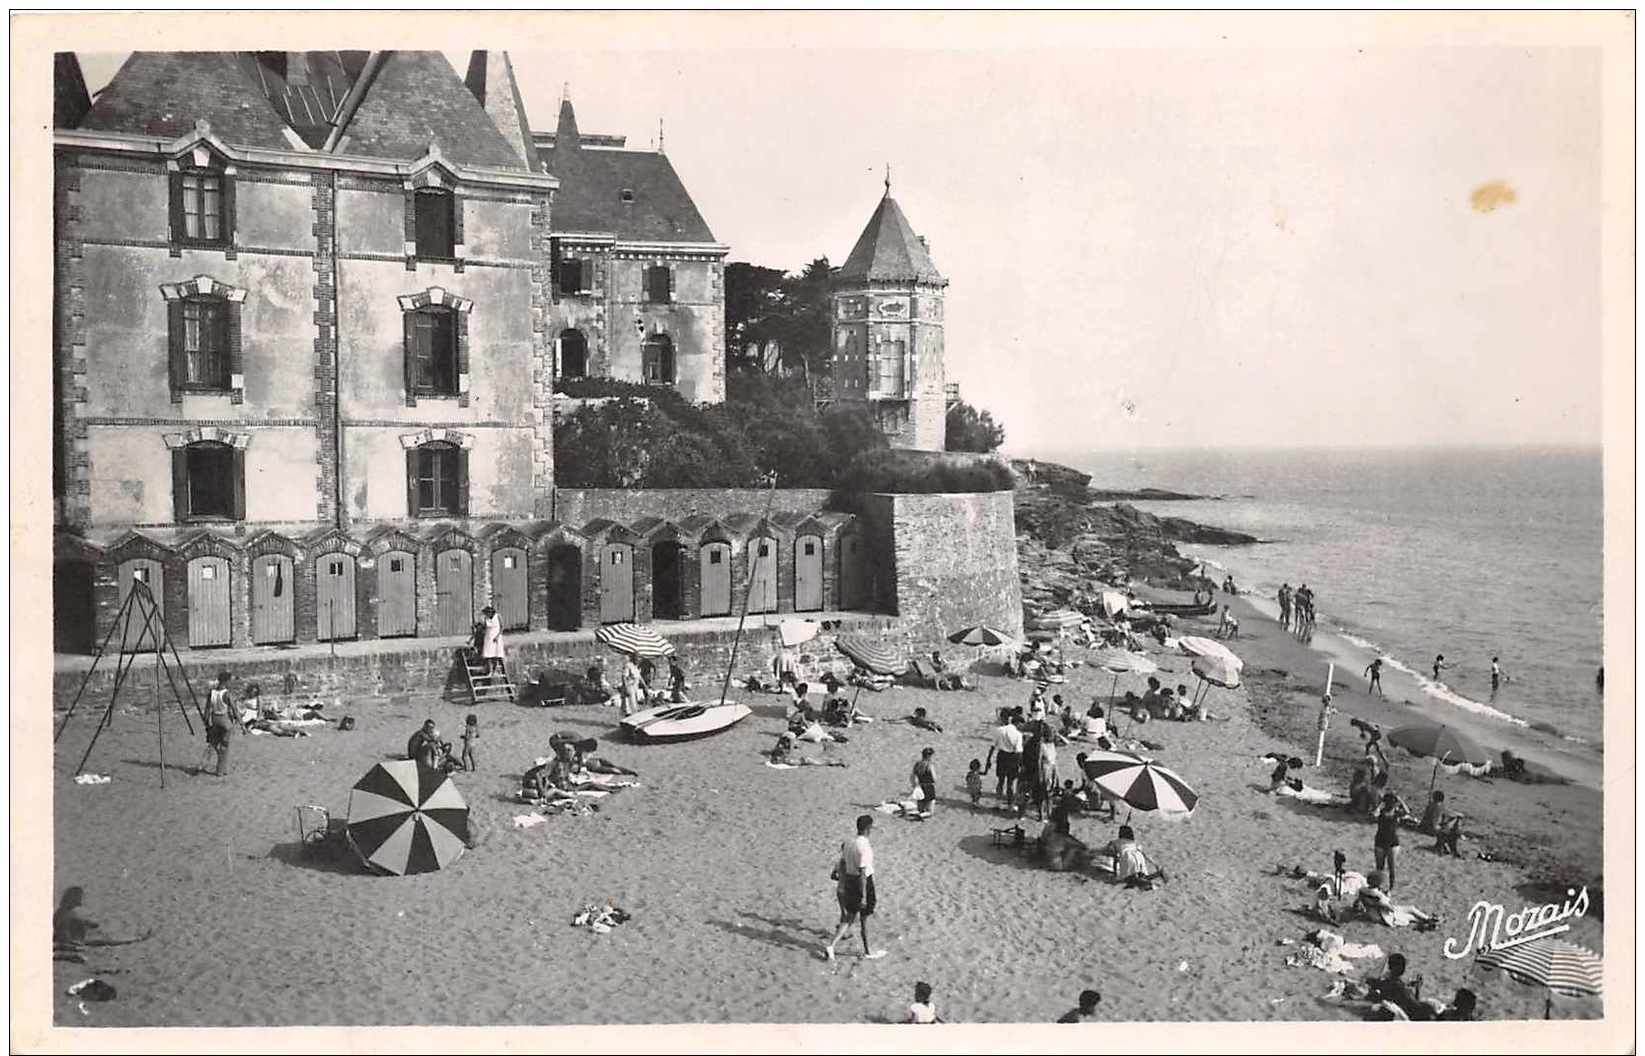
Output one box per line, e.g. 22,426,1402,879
1280,850,1367,923
1355,871,1440,930
888,707,943,733
1494,749,1570,785
768,733,847,768
1262,753,1306,791
549,733,639,777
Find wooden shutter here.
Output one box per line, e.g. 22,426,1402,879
226,301,243,400
666,266,674,302
403,310,417,406
167,300,185,401
550,238,560,302
231,446,246,521
406,447,419,516
455,447,470,517
168,172,184,243
171,446,189,521
221,173,236,244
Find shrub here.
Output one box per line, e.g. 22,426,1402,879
838,448,1015,494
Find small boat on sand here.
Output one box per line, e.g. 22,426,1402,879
621,700,753,742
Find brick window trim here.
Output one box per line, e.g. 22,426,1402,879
165,147,237,253
167,433,248,524
402,174,466,272
159,276,248,404
398,288,475,407
403,438,471,519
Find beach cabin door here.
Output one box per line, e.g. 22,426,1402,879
187,556,232,648
600,543,635,623
748,537,778,614
545,545,582,630
795,535,824,612
839,533,866,610
700,542,732,616
317,554,357,641
117,559,164,653
251,554,296,644
378,551,417,637
491,547,529,631
435,549,474,637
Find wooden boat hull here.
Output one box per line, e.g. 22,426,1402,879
620,701,753,743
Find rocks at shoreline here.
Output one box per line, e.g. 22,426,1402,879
1012,460,1256,614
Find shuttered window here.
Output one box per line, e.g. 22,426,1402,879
172,441,244,522
414,190,455,259
406,308,458,396
170,169,233,246
645,265,672,303
642,334,675,385
407,442,468,517
174,299,230,390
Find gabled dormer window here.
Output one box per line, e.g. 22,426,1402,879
414,189,456,260
170,166,235,248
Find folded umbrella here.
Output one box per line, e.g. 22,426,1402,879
595,623,676,658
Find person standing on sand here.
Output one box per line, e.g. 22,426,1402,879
911,747,938,818
1278,584,1292,630
985,708,1024,804
619,655,644,716
1372,792,1410,892
1364,658,1386,699
825,814,885,962
203,671,243,777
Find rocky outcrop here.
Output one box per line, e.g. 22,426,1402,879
1012,463,1255,615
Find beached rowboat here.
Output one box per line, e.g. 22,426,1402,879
620,700,753,743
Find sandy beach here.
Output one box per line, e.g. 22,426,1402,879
50,597,1603,1028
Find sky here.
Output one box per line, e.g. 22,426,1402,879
78,31,1605,455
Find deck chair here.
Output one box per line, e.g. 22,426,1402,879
904,658,941,689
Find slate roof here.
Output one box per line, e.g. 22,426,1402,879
54,52,91,129
335,51,528,170
245,51,367,149
838,194,945,285
535,98,717,243
464,51,538,173
78,51,298,149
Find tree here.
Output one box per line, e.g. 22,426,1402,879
945,400,1007,453
723,257,836,386
723,262,787,375
771,257,835,386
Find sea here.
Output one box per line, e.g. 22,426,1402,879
1041,445,1606,786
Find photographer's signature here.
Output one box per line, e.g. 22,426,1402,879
1443,887,1590,959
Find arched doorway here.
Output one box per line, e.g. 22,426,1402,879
491,546,529,631
795,534,824,612
642,333,675,385
251,553,296,645
435,548,474,637
559,328,588,379
699,541,732,617
378,550,417,638
600,543,635,623
747,536,778,615
316,553,358,641
652,541,686,619
545,544,582,630
188,555,233,647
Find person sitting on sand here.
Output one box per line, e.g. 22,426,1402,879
53,886,153,962
1102,825,1168,887
1436,988,1478,1022
1417,792,1465,856
1286,850,1367,923
584,663,615,705
1356,871,1440,930
768,732,847,768
549,733,639,777
667,658,689,704
906,981,942,1023
1367,952,1432,1021
407,719,451,771
1083,701,1109,741
788,686,845,743
1057,989,1102,1023
1263,753,1306,792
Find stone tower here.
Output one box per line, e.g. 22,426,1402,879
831,182,947,451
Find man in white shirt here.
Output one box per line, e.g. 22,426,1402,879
824,815,885,962
984,709,1024,802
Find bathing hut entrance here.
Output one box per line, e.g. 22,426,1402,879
839,533,868,610
795,534,824,612
748,537,778,614
700,541,732,616
187,556,232,647
435,549,474,637
546,545,582,630
652,542,686,619
378,551,417,637
317,554,357,641
600,543,635,623
118,559,164,652
491,547,529,630
251,554,296,645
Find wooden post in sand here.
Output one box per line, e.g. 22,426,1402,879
1314,663,1335,767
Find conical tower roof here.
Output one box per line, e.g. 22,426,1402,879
838,193,944,285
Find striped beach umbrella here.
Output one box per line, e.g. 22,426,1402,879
595,622,677,658
1476,937,1602,1018
1081,750,1198,818
947,625,1018,648
835,634,906,677
1029,609,1085,630
1090,647,1159,700
346,760,470,876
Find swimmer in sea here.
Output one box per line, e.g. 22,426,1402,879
1431,654,1451,684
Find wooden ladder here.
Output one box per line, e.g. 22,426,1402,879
463,650,517,705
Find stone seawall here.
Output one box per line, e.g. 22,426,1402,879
553,488,835,526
